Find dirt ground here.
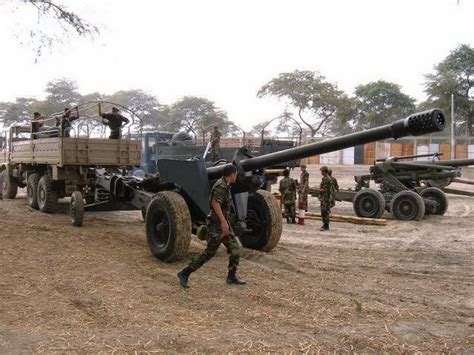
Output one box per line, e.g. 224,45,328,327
1,164,473,353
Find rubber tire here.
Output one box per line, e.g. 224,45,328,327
145,191,191,262
420,187,448,215
426,177,451,188
27,173,41,210
70,191,84,226
238,190,283,252
390,190,425,221
4,174,18,199
352,189,385,219
37,175,58,213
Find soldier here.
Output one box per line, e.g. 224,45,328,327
177,164,246,288
31,112,44,139
0,165,5,200
279,168,297,224
56,107,80,137
328,168,339,208
299,164,310,211
209,125,221,161
99,104,130,139
314,166,333,231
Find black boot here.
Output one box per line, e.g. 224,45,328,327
319,224,329,231
226,270,246,285
286,217,291,224
291,217,297,224
177,267,193,288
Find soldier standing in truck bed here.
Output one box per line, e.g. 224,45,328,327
299,164,310,211
56,107,80,137
99,104,130,139
177,164,246,288
279,168,297,224
31,112,44,139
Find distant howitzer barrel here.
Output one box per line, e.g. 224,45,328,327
207,109,446,180
419,158,474,168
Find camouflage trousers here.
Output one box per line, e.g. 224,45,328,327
283,202,296,218
320,200,331,226
189,222,240,272
210,145,220,162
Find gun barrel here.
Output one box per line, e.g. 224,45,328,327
423,159,474,167
207,109,445,179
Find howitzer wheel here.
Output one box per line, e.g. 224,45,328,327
145,191,191,262
37,175,58,213
420,187,448,215
27,173,41,210
353,189,385,219
70,191,84,227
3,174,18,199
390,190,425,221
425,177,452,188
238,190,282,252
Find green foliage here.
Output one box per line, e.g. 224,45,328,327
423,44,474,136
44,78,81,114
168,96,233,137
354,80,416,130
257,70,350,137
0,97,38,127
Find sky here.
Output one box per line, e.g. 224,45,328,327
0,0,472,130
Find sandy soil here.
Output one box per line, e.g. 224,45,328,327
0,165,473,353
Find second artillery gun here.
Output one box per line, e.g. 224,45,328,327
336,153,474,221
78,109,446,261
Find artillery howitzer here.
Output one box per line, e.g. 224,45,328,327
72,109,445,261
335,153,474,221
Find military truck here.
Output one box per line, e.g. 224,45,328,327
0,116,141,215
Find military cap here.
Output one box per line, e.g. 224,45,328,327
320,165,329,172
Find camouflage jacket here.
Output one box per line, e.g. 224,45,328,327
210,130,221,146
319,175,333,202
300,171,309,192
330,176,339,191
279,177,297,203
209,177,232,222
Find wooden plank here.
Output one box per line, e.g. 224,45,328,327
305,212,387,225
455,144,468,159
364,143,376,165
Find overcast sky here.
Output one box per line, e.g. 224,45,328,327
0,0,472,130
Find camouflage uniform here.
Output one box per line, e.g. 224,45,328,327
279,176,297,219
299,170,310,209
210,129,221,162
101,113,130,139
330,176,339,208
319,175,333,227
189,177,240,272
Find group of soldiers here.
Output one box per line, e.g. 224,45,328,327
279,165,339,231
30,104,129,139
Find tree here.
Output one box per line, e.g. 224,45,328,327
0,97,38,128
168,96,231,138
44,78,81,114
424,44,474,136
3,1,99,61
354,80,416,130
257,70,348,137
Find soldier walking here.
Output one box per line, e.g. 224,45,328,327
315,166,333,231
328,168,339,208
298,164,310,211
99,104,130,139
177,164,246,288
279,168,297,224
209,125,221,162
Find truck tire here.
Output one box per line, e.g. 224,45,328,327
4,174,18,199
37,175,58,213
70,191,84,226
27,173,41,209
238,190,282,252
390,190,425,221
145,191,191,262
420,187,448,215
352,189,385,219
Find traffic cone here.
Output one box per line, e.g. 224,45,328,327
298,201,305,225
